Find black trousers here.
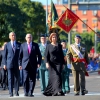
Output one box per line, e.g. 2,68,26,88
0,68,8,88
23,62,37,94
7,68,20,94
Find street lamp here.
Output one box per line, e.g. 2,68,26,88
46,0,48,35
94,26,97,54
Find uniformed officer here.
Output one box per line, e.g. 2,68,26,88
66,34,89,96
38,34,48,93
61,40,71,94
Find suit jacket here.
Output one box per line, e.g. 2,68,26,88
0,50,5,67
19,42,42,70
4,41,21,69
66,43,89,71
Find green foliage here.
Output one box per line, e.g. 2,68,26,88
59,31,98,52
0,0,46,46
59,31,68,41
17,0,46,41
0,2,27,45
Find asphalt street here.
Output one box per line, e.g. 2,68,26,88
0,71,100,100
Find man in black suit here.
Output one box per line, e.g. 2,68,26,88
19,34,42,97
0,42,7,90
3,32,21,97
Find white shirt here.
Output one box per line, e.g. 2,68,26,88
11,41,16,48
42,43,46,47
75,43,80,47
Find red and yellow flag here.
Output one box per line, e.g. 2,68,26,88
56,8,79,33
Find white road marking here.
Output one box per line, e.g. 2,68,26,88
96,76,100,78
86,92,100,95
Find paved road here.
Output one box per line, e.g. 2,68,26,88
0,71,100,100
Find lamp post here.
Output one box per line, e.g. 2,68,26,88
46,0,48,35
94,26,97,54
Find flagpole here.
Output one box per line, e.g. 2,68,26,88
46,0,48,35
68,0,71,45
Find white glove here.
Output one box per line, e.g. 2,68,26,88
67,64,71,69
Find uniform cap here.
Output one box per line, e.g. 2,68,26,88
75,34,81,39
40,34,46,37
61,40,67,43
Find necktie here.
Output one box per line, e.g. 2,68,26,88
12,42,15,52
28,44,31,54
77,45,80,50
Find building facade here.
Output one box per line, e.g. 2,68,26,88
43,1,100,33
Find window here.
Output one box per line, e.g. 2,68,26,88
92,10,97,16
72,29,77,33
92,19,98,28
72,10,76,14
82,20,87,28
82,29,87,33
82,10,87,15
92,19,97,23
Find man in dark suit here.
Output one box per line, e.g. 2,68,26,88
0,42,7,90
19,34,42,97
3,32,21,97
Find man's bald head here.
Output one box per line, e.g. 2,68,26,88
9,32,16,41
25,34,32,43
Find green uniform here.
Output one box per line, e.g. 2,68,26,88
66,43,89,94
62,48,71,93
39,43,48,92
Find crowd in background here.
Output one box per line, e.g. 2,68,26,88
87,47,100,72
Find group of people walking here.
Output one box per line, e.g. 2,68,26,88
0,31,89,97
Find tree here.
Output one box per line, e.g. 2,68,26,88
16,0,46,41
0,0,28,44
0,0,46,45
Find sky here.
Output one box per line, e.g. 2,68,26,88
31,0,57,5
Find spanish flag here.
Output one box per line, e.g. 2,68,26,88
56,8,79,33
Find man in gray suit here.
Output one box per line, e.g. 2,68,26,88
19,34,42,97
66,34,89,96
3,32,21,97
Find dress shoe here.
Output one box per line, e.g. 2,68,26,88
10,93,13,97
81,90,88,95
60,91,65,96
56,91,65,96
29,94,34,97
1,83,3,88
15,92,19,96
66,90,70,94
24,93,28,97
74,92,80,96
43,92,52,96
3,87,6,90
